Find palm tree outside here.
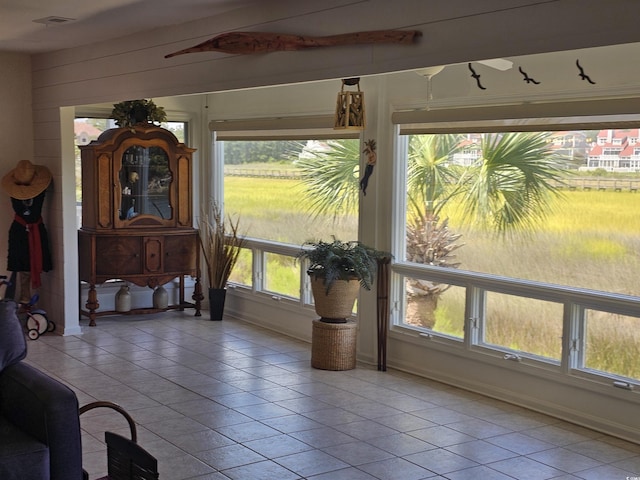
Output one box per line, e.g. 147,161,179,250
294,139,361,220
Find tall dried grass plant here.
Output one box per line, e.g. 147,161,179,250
198,203,246,289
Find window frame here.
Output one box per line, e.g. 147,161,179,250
391,113,640,387
211,118,362,318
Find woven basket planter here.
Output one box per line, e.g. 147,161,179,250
311,319,357,370
310,275,360,321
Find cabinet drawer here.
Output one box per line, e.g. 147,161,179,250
164,234,197,272
96,237,142,276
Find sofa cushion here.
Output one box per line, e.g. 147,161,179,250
0,362,83,480
0,299,26,374
0,416,49,479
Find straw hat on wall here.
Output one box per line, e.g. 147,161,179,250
1,160,52,200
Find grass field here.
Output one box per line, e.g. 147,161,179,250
224,176,357,244
225,175,640,380
446,191,640,294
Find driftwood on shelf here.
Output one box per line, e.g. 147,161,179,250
165,29,421,58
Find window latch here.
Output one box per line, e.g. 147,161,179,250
570,339,580,352
613,381,634,391
504,353,522,362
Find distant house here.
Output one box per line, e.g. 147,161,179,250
450,134,482,166
450,131,587,169
583,129,640,172
74,121,103,146
547,131,588,168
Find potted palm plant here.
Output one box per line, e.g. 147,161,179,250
198,202,245,320
297,238,389,323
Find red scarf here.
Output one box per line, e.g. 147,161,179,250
13,215,43,289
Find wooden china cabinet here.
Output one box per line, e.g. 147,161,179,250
78,124,202,325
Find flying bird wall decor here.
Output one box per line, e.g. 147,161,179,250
518,66,540,84
468,63,486,90
576,59,596,84
165,29,421,58
425,55,603,95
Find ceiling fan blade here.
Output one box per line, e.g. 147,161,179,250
476,58,513,71
415,58,512,78
414,66,445,77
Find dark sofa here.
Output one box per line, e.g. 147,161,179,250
0,299,83,480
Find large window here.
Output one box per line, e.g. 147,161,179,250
400,129,640,294
218,134,360,302
395,126,640,383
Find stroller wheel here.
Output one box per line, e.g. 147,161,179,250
47,320,56,332
27,328,39,340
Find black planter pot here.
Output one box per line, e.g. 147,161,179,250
208,288,226,321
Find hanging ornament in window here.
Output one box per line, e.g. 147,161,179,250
334,78,365,130
360,139,377,195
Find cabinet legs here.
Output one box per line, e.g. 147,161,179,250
83,278,202,325
85,284,99,327
193,277,203,317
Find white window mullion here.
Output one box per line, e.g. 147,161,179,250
390,127,408,329
465,285,485,348
563,303,583,373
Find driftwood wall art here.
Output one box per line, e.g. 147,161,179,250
165,30,421,58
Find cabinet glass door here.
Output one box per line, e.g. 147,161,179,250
119,145,172,220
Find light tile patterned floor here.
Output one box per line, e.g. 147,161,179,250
25,313,640,479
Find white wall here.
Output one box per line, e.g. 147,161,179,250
0,52,34,298
0,53,33,160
